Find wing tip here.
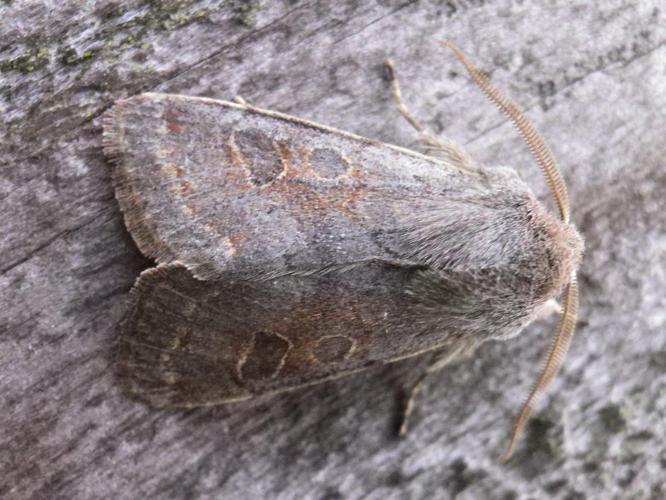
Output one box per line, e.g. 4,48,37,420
102,97,178,264
114,263,252,408
114,335,252,409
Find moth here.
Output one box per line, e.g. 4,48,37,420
103,41,583,459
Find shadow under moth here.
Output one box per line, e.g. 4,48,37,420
103,41,583,460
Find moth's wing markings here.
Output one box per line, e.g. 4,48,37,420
115,261,387,407
117,264,256,406
103,93,492,280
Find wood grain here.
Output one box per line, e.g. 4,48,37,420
2,1,665,499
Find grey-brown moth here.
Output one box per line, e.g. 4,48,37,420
103,41,583,460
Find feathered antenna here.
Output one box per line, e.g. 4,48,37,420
500,275,578,461
440,40,579,460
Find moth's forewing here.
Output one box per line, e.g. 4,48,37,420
118,261,419,406
118,261,538,407
105,93,533,279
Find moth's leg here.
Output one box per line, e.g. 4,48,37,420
383,59,429,135
399,338,479,436
399,369,429,436
383,60,476,170
233,96,248,105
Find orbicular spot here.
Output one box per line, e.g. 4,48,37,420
312,335,354,364
240,331,290,382
164,107,186,134
309,148,349,179
235,129,283,186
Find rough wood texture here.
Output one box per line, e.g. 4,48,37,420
2,1,665,499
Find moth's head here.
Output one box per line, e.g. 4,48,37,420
528,196,584,300
483,166,584,298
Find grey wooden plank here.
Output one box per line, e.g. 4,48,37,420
2,1,665,499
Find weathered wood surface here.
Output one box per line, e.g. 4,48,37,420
2,1,665,499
